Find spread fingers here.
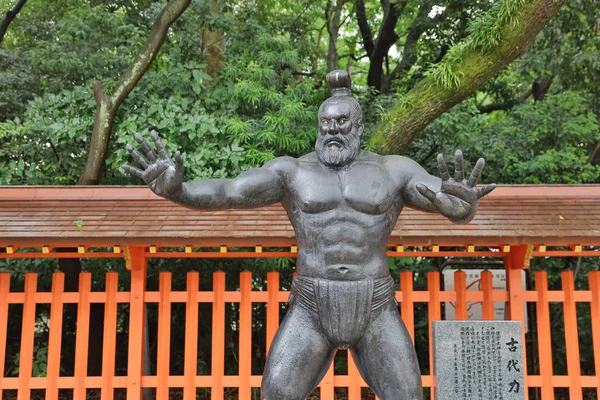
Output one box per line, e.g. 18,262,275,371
126,143,150,169
134,132,157,162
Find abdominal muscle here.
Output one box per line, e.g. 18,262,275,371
292,211,395,281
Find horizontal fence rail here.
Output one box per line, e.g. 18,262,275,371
0,269,599,399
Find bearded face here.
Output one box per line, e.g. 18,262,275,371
315,101,362,168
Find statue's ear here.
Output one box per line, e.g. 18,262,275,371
358,122,364,137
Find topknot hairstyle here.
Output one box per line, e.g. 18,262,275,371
326,70,352,97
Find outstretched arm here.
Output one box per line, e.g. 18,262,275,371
386,151,495,223
123,131,291,210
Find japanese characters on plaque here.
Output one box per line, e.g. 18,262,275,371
432,321,525,400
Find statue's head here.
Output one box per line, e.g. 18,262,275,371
316,70,363,168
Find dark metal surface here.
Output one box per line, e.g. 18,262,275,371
124,70,496,400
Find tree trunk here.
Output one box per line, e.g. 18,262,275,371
0,0,27,45
78,0,192,185
200,0,224,83
326,0,344,71
369,0,569,154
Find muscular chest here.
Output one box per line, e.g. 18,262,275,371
290,163,396,214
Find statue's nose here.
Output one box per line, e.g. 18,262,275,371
327,120,339,134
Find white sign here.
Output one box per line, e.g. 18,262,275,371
442,269,528,331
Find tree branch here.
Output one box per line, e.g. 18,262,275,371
366,0,407,90
78,0,192,185
0,0,28,45
369,0,569,154
355,0,374,57
385,0,438,90
477,87,532,113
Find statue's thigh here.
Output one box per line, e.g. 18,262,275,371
261,304,335,400
351,303,423,400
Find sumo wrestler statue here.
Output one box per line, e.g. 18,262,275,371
123,70,495,400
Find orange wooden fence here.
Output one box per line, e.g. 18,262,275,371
0,266,599,399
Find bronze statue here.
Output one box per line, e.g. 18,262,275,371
123,70,495,400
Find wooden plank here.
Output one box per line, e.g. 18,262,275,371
347,351,361,400
126,247,147,400
320,364,334,400
535,271,554,400
184,271,199,400
400,272,415,342
454,271,467,320
562,271,582,400
74,272,92,400
17,273,37,400
427,271,441,397
266,272,279,354
589,272,600,400
239,271,252,400
0,273,10,394
101,272,118,400
212,271,225,400
46,273,65,400
481,270,494,320
156,272,172,400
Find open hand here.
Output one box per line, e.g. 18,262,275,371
122,130,184,199
416,150,496,223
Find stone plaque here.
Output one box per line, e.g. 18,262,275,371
432,321,525,400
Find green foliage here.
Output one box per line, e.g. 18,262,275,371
409,91,600,184
425,0,527,89
0,84,95,184
466,0,526,49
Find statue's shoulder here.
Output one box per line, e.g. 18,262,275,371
381,154,423,187
263,156,299,176
359,150,384,162
296,152,321,168
382,154,419,170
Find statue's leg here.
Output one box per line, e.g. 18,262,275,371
261,302,335,400
350,302,423,400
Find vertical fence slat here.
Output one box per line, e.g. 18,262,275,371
101,272,118,400
535,271,554,400
589,271,600,400
320,364,334,400
184,271,199,400
46,272,65,400
212,271,225,400
17,273,36,400
127,247,147,400
562,271,582,400
0,273,10,393
428,271,441,399
156,272,172,400
347,351,361,400
454,271,467,320
266,271,279,354
400,272,414,342
534,271,554,400
74,272,92,400
239,271,252,400
481,270,494,320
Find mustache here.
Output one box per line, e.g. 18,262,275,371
321,134,352,147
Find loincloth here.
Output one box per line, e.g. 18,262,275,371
290,275,396,348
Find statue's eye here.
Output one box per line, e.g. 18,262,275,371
339,118,346,124
322,120,329,125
